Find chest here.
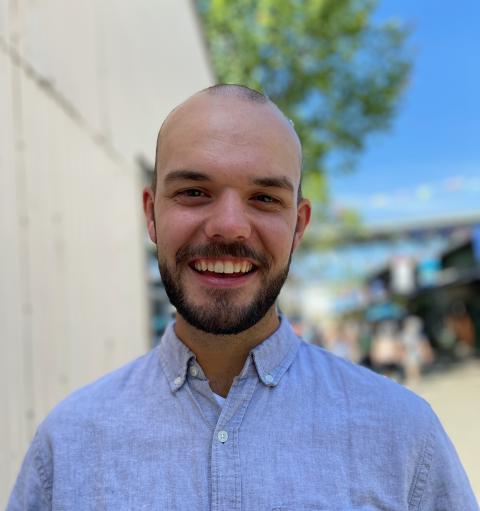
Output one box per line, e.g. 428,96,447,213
50,386,415,511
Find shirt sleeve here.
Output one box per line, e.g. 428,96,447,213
411,408,479,511
6,431,52,511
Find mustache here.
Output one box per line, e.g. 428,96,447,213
176,242,270,268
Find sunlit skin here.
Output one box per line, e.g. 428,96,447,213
143,92,311,395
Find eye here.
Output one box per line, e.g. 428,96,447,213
179,188,207,197
171,187,211,205
253,194,280,204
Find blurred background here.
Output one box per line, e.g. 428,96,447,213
1,0,478,504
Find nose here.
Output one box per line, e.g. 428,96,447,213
204,191,252,241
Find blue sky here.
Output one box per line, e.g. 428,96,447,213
329,0,480,226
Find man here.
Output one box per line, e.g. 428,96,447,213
8,85,478,510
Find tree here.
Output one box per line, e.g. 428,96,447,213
195,0,411,203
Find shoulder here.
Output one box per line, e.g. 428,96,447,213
39,347,164,436
296,340,433,426
292,342,478,509
8,348,166,507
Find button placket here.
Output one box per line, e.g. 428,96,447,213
210,374,258,511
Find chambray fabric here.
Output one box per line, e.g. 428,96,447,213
8,318,478,510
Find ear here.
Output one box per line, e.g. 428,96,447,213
143,186,157,244
292,198,311,252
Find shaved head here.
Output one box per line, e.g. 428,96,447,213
152,84,303,200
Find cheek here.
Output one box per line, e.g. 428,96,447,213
256,217,295,263
155,209,202,253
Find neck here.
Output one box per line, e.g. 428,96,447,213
174,307,280,397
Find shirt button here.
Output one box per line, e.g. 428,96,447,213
265,373,274,384
189,366,198,377
174,376,182,386
217,430,228,443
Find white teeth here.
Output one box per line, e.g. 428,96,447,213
194,260,254,273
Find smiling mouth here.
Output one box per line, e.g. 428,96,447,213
189,258,257,277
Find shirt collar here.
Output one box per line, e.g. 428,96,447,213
158,316,300,393
250,317,300,387
158,322,196,392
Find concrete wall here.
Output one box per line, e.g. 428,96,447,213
0,0,212,503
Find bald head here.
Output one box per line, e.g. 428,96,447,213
152,84,303,200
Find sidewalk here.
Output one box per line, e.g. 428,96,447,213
410,360,480,500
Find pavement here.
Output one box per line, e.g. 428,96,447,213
410,359,480,500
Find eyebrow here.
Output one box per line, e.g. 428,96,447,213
251,176,294,193
164,169,212,184
163,169,294,193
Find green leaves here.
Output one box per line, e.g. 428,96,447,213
196,0,411,205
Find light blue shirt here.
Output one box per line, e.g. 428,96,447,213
8,318,478,510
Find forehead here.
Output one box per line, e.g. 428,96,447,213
156,94,302,185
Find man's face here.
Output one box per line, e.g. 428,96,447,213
144,94,310,335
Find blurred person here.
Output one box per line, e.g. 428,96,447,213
343,319,362,363
399,316,434,385
448,301,476,358
326,321,360,362
325,322,351,359
358,320,374,367
8,85,478,510
296,319,324,346
370,320,404,381
309,322,326,348
289,314,305,337
437,315,459,359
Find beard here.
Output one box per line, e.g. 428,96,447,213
157,241,292,335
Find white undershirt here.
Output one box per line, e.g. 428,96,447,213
213,392,226,407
